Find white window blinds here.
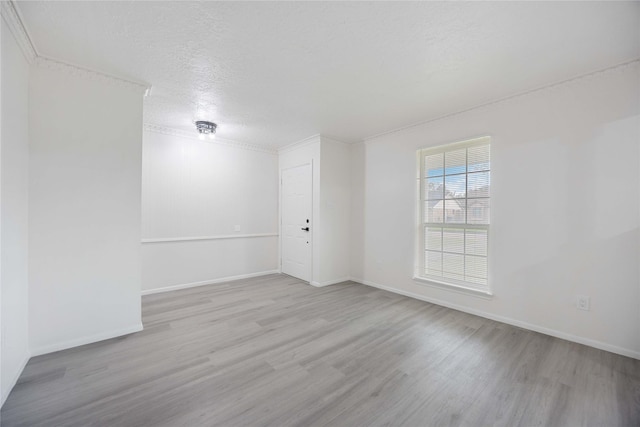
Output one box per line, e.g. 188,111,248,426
418,137,490,291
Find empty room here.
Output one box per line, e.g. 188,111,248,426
1,1,639,426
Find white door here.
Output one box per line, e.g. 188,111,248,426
281,163,312,282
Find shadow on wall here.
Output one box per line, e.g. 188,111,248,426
497,226,640,351
350,142,367,281
351,63,640,355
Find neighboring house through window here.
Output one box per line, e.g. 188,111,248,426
416,136,491,293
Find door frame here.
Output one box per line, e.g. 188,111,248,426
279,161,313,283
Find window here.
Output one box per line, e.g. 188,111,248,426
416,137,490,293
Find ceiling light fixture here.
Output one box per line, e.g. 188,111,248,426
195,120,217,140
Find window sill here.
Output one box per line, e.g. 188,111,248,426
412,275,494,299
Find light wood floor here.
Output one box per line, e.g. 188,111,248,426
2,274,639,426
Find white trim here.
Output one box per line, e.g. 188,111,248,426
417,138,492,293
1,1,150,94
0,0,36,63
279,162,314,283
278,134,321,154
143,123,278,154
350,277,640,360
419,135,491,155
141,270,280,296
318,135,353,145
34,56,150,94
310,276,351,287
141,233,278,244
278,134,354,154
412,275,493,299
30,323,143,357
278,167,283,275
363,58,640,143
0,350,30,408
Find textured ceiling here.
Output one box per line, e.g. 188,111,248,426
16,1,640,147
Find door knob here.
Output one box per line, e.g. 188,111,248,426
301,227,310,231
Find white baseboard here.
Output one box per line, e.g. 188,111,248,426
141,270,281,296
311,276,351,287
0,350,30,408
351,277,640,360
30,323,144,357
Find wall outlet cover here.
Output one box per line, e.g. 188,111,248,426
577,295,590,311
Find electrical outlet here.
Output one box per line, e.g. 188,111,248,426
577,295,590,311
234,225,241,232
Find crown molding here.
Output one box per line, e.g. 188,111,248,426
320,135,352,145
278,133,356,154
2,1,150,94
278,134,321,154
143,123,277,155
34,56,150,94
364,58,640,143
1,0,37,63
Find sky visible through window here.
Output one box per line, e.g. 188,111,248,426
425,151,490,199
431,168,490,196
420,142,490,289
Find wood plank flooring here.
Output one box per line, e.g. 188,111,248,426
2,274,639,426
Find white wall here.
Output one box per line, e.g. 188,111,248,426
318,137,350,285
141,130,279,292
353,62,640,358
350,142,366,282
1,18,30,405
28,65,144,356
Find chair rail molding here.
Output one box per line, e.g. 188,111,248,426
141,233,279,244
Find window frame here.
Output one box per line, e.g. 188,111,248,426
414,136,492,297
